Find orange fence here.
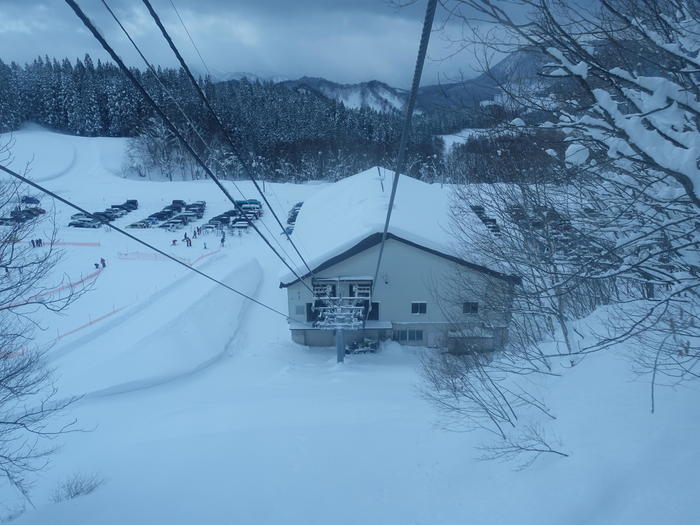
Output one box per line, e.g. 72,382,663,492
7,268,102,308
117,249,221,266
55,304,129,341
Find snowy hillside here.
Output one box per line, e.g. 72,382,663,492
281,77,408,112
1,128,698,525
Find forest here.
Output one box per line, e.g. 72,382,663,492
0,55,474,181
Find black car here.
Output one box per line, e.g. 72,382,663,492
91,212,111,223
172,200,186,208
21,196,40,205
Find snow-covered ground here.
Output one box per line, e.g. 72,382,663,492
1,127,698,524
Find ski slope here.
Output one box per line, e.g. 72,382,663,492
0,127,698,525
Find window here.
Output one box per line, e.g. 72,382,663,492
295,304,305,316
393,330,407,342
366,302,380,321
411,302,427,314
349,282,371,298
313,283,336,298
306,303,319,322
408,329,423,341
463,302,479,314
394,329,423,342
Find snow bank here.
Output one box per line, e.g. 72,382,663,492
52,257,262,398
285,166,456,281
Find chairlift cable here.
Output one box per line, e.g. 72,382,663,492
64,0,313,294
167,0,211,78
140,0,315,277
366,0,438,321
0,163,289,319
99,0,300,271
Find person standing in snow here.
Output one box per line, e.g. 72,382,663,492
94,263,100,270
30,239,35,248
100,257,106,269
220,235,225,248
171,239,177,246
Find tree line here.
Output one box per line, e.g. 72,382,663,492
0,54,473,181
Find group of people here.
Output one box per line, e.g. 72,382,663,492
29,238,43,247
170,227,224,249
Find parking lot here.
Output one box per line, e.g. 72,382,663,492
66,197,264,236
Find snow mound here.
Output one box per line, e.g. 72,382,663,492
286,167,455,281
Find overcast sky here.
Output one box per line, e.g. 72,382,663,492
0,0,491,88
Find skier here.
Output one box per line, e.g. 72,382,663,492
100,257,106,269
171,239,177,246
30,239,35,248
203,242,207,250
220,235,225,248
37,238,42,247
94,263,100,270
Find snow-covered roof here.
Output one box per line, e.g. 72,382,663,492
281,167,460,284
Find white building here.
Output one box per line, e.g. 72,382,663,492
280,168,518,351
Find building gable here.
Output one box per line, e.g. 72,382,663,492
279,232,519,288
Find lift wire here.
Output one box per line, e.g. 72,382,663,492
0,162,289,319
99,0,300,271
167,0,210,78
140,0,315,277
366,0,438,321
65,0,313,293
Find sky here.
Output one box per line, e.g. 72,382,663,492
0,0,489,88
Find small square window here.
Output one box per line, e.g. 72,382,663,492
463,302,479,314
411,302,427,314
295,304,305,316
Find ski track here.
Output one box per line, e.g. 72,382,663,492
82,265,263,401
55,258,261,402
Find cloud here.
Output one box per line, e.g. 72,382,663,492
0,0,483,87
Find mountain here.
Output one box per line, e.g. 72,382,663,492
275,48,548,113
280,77,408,113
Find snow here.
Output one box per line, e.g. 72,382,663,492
438,128,492,153
282,166,456,282
565,143,590,166
0,127,698,525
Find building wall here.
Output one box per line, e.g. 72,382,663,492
285,238,513,348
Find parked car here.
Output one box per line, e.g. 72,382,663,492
241,204,261,217
124,199,138,210
21,196,40,205
201,223,217,232
104,208,127,218
91,212,111,223
126,221,150,229
69,219,101,228
0,217,15,226
172,199,186,208
71,213,91,220
230,222,248,231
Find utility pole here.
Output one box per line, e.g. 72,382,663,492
335,329,345,363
